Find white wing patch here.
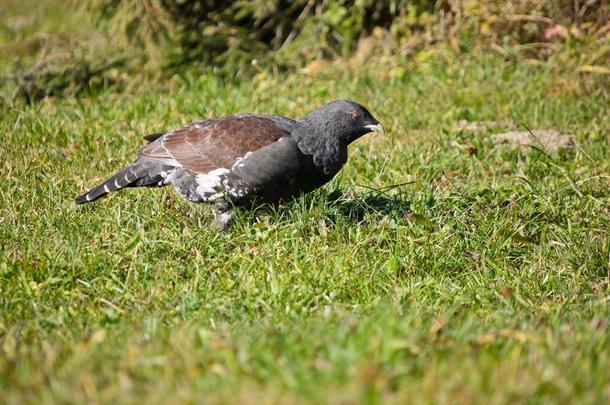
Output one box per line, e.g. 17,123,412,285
233,151,253,169
226,151,258,198
195,168,230,201
158,169,177,186
186,147,266,203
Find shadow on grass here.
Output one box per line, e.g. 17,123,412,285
323,188,412,224
232,187,413,230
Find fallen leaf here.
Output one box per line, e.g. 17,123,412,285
499,286,514,299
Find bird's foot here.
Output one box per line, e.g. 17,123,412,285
216,209,233,231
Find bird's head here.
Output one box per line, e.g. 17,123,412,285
302,100,384,145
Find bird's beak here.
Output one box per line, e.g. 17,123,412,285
365,123,385,135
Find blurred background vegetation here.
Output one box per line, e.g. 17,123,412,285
1,0,609,103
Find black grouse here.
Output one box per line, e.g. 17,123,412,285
75,100,384,229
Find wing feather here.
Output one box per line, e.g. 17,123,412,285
139,116,289,174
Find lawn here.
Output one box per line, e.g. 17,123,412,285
1,1,610,403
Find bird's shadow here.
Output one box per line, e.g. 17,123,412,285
319,188,412,225
233,187,412,229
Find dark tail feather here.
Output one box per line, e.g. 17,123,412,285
75,160,173,204
143,132,165,143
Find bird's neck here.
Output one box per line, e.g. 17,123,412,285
292,122,348,175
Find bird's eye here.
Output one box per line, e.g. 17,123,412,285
346,110,359,119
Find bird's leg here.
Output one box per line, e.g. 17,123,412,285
215,203,234,231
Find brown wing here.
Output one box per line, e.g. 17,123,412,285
139,115,288,174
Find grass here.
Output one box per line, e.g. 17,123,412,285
2,2,610,403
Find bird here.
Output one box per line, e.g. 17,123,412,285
75,99,384,230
